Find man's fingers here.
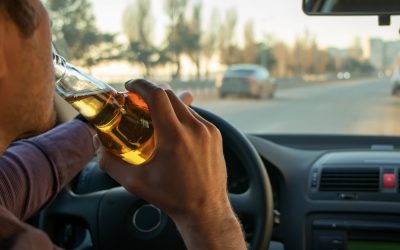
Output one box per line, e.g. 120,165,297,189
187,107,216,129
165,90,203,126
151,83,193,106
96,145,145,193
125,79,180,134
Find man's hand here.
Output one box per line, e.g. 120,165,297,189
96,79,246,250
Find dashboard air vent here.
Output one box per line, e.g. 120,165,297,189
319,168,379,192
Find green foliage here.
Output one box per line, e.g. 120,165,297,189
219,8,240,65
164,0,190,79
46,0,118,67
122,0,169,77
126,41,170,77
185,4,203,79
256,46,277,71
164,0,188,23
341,58,375,74
46,0,374,79
241,21,277,70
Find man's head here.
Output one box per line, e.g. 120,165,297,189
0,0,39,37
0,0,55,151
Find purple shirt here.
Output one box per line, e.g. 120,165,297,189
0,120,96,249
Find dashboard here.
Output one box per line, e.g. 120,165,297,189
40,132,400,250
245,134,400,250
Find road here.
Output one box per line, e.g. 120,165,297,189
194,78,400,135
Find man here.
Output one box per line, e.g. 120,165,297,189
0,0,247,249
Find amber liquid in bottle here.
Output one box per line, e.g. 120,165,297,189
66,90,154,165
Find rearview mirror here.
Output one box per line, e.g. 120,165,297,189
303,0,400,16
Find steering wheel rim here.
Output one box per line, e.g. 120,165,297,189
39,106,273,250
192,106,273,249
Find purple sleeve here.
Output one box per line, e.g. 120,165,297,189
0,120,96,220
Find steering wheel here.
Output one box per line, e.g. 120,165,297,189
39,106,273,250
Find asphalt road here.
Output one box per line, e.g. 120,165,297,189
194,78,400,135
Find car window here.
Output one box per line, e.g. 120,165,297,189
46,0,400,135
225,69,256,76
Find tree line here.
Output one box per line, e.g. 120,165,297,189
47,0,374,80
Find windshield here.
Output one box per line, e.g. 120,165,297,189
46,0,400,135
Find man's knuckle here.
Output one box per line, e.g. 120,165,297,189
212,127,223,141
150,87,166,101
193,122,209,136
165,89,175,95
201,121,219,136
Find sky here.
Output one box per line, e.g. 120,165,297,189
90,0,400,50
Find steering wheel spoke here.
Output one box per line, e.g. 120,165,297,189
39,188,105,247
229,191,258,215
45,188,104,218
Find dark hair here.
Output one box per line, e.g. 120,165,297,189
0,0,38,37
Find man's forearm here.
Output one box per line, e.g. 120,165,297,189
0,120,96,220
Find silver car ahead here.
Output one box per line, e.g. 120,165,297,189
219,64,276,99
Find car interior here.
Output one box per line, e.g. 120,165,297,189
29,0,400,249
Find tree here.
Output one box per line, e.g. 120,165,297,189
47,0,118,69
223,8,238,46
290,30,330,76
256,43,276,72
219,8,241,65
341,58,375,74
164,0,189,79
242,20,258,64
271,42,290,77
202,8,220,78
185,3,202,80
123,0,153,48
291,30,312,75
240,21,277,72
122,0,166,77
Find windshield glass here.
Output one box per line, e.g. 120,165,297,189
46,0,400,135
